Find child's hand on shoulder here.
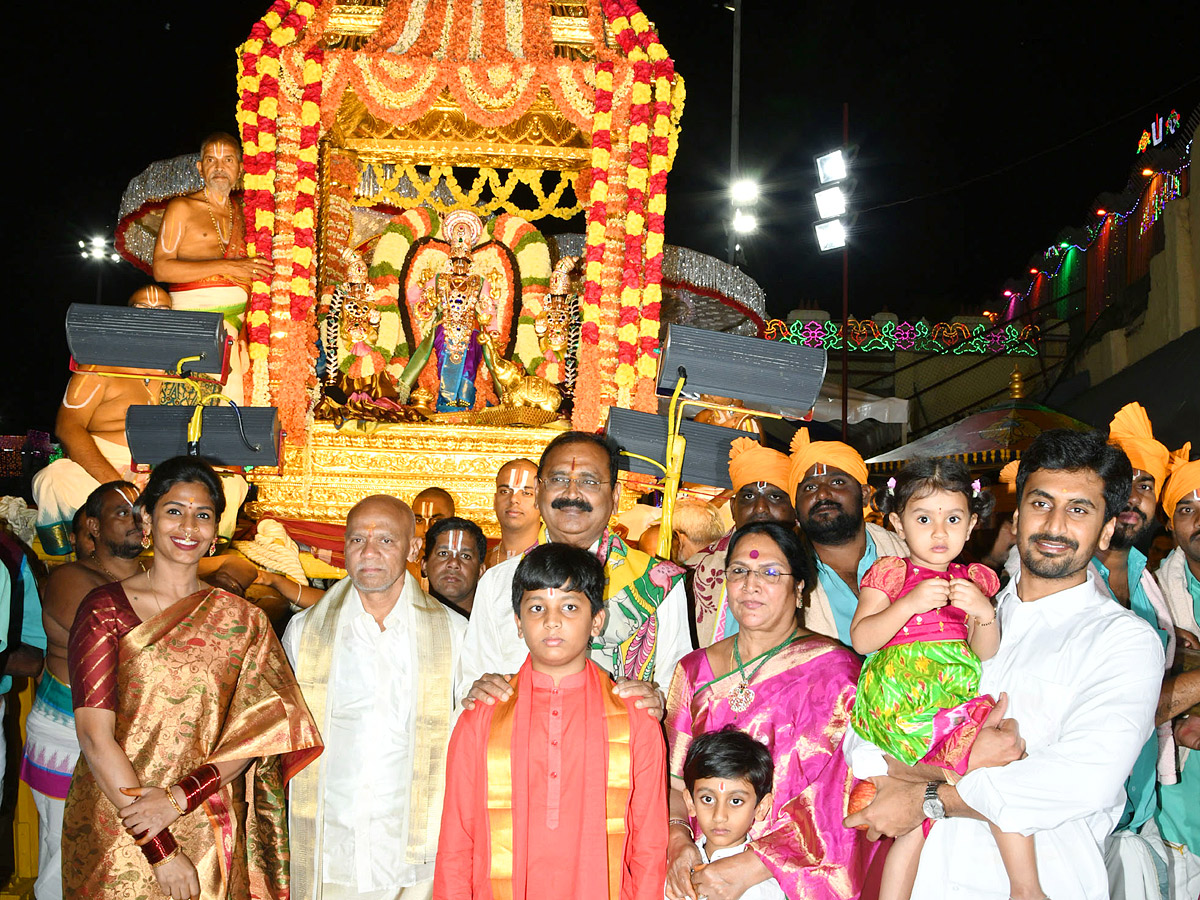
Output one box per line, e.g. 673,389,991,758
947,578,992,619
901,577,950,615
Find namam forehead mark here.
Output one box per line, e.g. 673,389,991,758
444,529,465,553
415,500,436,518
106,484,139,511
501,465,534,491
801,463,853,482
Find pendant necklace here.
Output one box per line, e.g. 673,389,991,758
205,192,232,255
727,627,797,714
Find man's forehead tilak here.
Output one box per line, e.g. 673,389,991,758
503,467,533,491
444,530,465,553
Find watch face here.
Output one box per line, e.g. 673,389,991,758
922,797,945,820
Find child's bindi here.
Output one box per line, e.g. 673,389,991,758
749,549,759,559
718,780,726,791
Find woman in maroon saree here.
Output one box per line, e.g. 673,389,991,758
64,457,321,899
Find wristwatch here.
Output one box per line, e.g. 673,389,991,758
922,782,946,820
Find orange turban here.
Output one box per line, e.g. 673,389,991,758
1162,442,1200,528
1107,402,1169,498
787,429,869,502
728,437,791,493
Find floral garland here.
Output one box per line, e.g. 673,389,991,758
236,0,318,432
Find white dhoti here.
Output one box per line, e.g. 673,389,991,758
20,673,79,900
31,436,135,555
169,282,249,406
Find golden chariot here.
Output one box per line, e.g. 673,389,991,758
216,0,683,536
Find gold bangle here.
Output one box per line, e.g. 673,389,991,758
668,817,694,839
975,615,996,627
165,786,186,817
150,847,180,868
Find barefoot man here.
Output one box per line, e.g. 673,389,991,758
152,132,272,405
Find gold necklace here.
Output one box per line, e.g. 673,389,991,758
204,193,232,254
147,566,200,616
89,553,145,584
727,628,797,714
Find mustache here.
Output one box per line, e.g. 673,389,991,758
551,496,593,513
1027,532,1079,552
1120,505,1147,523
810,500,843,514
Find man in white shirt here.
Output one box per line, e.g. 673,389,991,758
284,495,465,900
458,431,691,711
846,428,1165,900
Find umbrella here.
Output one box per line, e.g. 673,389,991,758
865,399,1091,474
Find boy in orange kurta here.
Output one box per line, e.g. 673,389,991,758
434,543,668,900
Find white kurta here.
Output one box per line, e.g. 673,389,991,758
283,581,465,894
910,573,1164,900
455,547,693,702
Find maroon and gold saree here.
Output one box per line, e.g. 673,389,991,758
63,584,322,899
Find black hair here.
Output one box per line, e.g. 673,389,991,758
1016,429,1132,521
725,522,812,593
137,456,226,522
682,728,774,803
83,481,137,520
200,132,241,158
511,543,605,617
424,516,487,561
538,431,621,486
71,506,88,535
873,457,995,522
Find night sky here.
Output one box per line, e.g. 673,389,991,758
8,1,1200,437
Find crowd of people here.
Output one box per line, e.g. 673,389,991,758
0,397,1195,900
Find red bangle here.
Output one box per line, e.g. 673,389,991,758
140,828,179,866
175,763,222,814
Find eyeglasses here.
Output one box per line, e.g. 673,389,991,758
539,475,611,493
727,565,792,585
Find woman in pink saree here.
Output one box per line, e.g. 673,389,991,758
664,522,877,900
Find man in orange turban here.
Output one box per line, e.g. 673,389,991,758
787,429,906,645
1153,443,1200,876
691,437,795,647
1097,403,1179,840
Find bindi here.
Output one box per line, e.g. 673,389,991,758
718,781,726,792
749,549,759,558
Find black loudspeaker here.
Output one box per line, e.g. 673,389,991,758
66,303,229,375
656,323,827,419
606,407,749,489
126,406,281,468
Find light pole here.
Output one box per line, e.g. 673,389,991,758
79,236,122,303
813,105,852,439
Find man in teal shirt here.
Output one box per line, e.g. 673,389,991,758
1154,454,1200,894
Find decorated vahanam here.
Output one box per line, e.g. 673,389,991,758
229,0,684,441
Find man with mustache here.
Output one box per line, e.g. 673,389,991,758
457,431,690,714
1153,447,1200,893
153,132,272,406
1098,403,1182,863
846,429,1164,900
787,429,908,645
691,437,796,647
21,481,143,900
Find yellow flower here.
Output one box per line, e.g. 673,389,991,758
618,322,638,344
249,343,269,361
293,246,313,268
636,354,657,378
293,208,315,229
593,148,611,170
242,141,259,158
290,276,311,294
586,221,606,244
259,97,279,120
301,103,320,127
255,210,276,230
614,364,636,389
272,27,296,47
629,122,649,145
259,132,277,153
625,212,645,235
632,82,653,106
248,310,270,328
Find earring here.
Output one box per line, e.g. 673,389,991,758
142,532,151,550
208,539,218,556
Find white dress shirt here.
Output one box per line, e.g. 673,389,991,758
661,838,785,900
910,572,1164,900
455,547,692,701
283,585,464,892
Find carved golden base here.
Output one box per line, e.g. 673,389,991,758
247,421,562,536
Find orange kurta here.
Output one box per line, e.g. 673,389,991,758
434,659,667,900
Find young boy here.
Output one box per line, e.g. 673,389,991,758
679,729,785,900
434,543,668,900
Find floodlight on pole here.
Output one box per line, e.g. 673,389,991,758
815,149,848,184
77,234,123,303
814,218,846,252
814,185,847,219
732,209,757,234
731,178,760,205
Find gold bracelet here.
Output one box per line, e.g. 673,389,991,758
150,847,180,868
165,786,186,817
668,817,694,839
975,615,996,627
